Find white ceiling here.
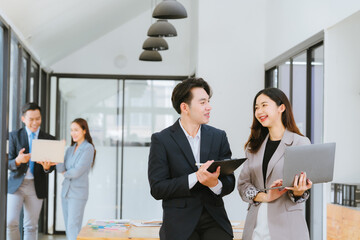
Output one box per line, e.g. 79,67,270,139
0,0,152,66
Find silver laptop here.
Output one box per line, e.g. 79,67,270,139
282,142,336,188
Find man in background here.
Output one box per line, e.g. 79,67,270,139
7,102,56,240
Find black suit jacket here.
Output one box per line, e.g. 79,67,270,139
8,128,55,199
148,120,235,240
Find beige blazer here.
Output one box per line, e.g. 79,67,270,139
238,129,310,240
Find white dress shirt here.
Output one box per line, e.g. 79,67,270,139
179,119,222,195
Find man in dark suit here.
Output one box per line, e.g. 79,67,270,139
7,102,56,240
148,78,235,240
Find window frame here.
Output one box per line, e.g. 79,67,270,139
264,32,324,239
0,17,11,240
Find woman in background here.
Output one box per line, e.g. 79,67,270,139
57,118,96,240
238,88,312,240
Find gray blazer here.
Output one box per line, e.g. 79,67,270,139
57,140,94,200
238,129,310,240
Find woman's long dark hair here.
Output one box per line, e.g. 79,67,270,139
245,88,302,153
71,118,96,167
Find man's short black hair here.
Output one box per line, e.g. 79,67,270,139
171,77,212,114
22,102,41,115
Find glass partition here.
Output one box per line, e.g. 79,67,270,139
0,24,8,240
292,52,307,135
309,44,324,239
122,80,179,219
0,20,51,237
264,39,324,239
56,78,120,231
0,26,3,102
9,38,19,131
20,51,28,105
278,62,291,101
30,61,39,103
55,78,180,231
311,45,324,144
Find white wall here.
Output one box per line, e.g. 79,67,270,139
196,0,267,221
324,11,360,183
265,0,360,63
51,0,197,76
195,0,360,226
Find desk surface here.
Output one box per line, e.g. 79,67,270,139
327,203,360,240
77,220,243,240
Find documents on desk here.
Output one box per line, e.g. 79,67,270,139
88,219,161,228
88,219,130,231
132,219,162,227
94,219,130,224
231,221,244,234
77,219,244,240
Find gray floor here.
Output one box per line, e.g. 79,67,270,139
38,233,67,240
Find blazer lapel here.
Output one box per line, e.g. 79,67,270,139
254,135,268,189
68,142,87,169
170,121,198,171
200,125,213,164
38,130,46,140
72,141,86,160
20,128,30,153
265,129,294,186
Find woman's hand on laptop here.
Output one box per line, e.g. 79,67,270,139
255,179,288,203
286,172,312,197
266,179,288,202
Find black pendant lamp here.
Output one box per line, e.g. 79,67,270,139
139,50,162,61
148,20,177,37
152,0,187,19
142,37,169,51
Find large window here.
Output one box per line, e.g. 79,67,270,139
265,43,324,139
50,75,186,233
9,38,20,131
0,15,51,239
0,26,4,93
265,33,324,240
30,61,40,103
0,21,9,240
20,50,29,103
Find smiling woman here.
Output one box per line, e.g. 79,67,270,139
56,118,96,240
238,88,312,240
254,94,285,131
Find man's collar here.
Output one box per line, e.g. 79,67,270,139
179,119,201,138
25,126,40,137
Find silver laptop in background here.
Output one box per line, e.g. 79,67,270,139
282,142,336,188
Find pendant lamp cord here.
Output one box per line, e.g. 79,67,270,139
150,0,155,25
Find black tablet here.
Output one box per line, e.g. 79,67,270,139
206,158,247,176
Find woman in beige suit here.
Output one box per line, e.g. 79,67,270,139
238,88,312,240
